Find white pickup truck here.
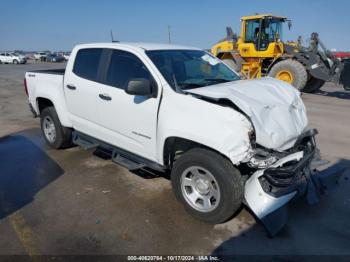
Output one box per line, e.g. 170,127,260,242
25,42,324,234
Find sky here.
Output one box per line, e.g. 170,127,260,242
1,0,350,51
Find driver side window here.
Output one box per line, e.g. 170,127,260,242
105,50,153,90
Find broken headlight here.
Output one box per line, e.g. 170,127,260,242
248,148,278,169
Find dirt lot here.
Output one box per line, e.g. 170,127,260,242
0,62,349,257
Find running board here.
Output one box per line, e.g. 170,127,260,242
72,132,99,150
72,131,165,172
112,152,146,171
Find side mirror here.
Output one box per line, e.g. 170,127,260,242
125,78,152,96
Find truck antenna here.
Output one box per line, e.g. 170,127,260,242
168,25,171,44
110,30,119,43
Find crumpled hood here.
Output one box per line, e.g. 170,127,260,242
187,77,308,151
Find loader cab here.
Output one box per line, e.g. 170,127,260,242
237,15,286,58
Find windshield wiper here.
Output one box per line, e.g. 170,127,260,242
204,78,232,83
177,82,204,90
172,74,185,94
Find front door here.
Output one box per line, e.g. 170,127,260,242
96,49,161,161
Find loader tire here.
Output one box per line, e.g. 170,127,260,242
303,77,325,93
223,59,240,73
269,59,308,91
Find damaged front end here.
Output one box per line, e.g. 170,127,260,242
244,129,340,236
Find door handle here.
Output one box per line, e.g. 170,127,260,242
99,93,112,101
66,84,76,90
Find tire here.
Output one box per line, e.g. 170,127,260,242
269,59,308,91
303,76,325,93
222,59,240,72
0,60,2,64
13,59,19,64
40,107,73,149
171,148,243,224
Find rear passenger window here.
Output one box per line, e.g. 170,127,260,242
73,48,102,81
105,50,152,89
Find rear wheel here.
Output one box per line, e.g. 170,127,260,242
171,148,243,224
269,59,308,91
40,107,73,149
303,76,325,93
222,59,240,72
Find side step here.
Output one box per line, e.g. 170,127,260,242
72,132,99,150
112,152,146,171
72,131,165,172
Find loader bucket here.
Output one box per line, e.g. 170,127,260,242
341,59,350,91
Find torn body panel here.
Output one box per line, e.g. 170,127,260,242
187,77,308,151
244,151,303,219
243,129,342,236
245,136,315,236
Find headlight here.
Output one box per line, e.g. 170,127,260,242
248,148,278,169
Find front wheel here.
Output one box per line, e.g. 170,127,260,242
171,148,243,224
269,59,308,91
13,59,19,64
40,107,73,149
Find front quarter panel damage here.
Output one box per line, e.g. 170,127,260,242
157,87,254,165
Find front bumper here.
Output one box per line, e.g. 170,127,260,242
244,129,341,236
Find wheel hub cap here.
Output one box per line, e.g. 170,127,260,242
180,166,220,213
43,116,56,143
194,178,210,195
276,70,294,84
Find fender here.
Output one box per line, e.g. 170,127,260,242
156,87,253,165
33,78,73,128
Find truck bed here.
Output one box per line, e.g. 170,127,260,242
28,68,65,75
25,68,66,116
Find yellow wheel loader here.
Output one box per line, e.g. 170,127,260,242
211,14,349,92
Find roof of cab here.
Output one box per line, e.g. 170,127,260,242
241,14,287,21
75,42,201,51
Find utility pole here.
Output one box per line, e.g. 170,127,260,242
167,25,171,44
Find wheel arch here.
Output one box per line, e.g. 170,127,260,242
37,97,54,113
162,136,241,171
35,96,72,128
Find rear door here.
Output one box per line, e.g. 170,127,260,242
64,48,105,135
95,48,161,160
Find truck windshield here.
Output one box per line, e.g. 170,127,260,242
146,50,240,90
